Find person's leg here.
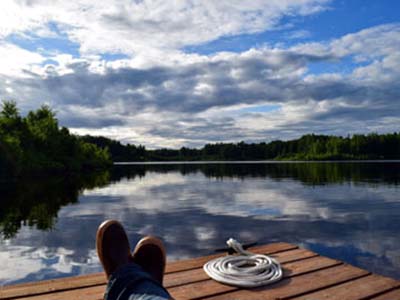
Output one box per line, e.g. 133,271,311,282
104,263,171,300
96,220,172,300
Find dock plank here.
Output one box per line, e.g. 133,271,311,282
165,242,296,273
368,288,400,299
12,285,106,300
18,254,332,300
1,242,399,300
289,273,400,300
0,242,296,300
166,248,322,289
201,264,369,300
168,256,343,299
7,247,324,300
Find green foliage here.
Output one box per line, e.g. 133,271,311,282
86,132,400,162
1,100,19,119
3,101,398,167
0,171,110,238
0,101,112,177
81,135,146,161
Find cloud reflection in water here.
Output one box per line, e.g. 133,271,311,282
0,162,399,285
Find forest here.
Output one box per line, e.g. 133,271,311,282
85,132,400,162
1,101,399,176
0,101,111,177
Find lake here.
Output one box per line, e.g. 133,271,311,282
0,162,400,285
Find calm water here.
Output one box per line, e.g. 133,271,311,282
1,162,400,285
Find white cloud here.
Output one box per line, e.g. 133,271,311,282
2,21,399,147
0,241,100,285
0,0,330,56
1,166,400,284
0,42,44,76
293,23,400,62
286,29,312,39
0,0,399,148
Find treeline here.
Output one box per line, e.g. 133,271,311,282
85,133,400,162
2,101,399,171
112,162,400,186
82,135,146,161
0,171,110,238
0,101,112,177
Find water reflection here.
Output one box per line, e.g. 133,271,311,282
112,162,400,185
0,162,399,285
0,172,110,238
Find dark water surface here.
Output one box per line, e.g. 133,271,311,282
1,162,400,285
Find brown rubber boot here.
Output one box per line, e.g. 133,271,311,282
131,236,166,285
96,220,132,278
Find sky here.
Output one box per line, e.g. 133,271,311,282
0,0,399,148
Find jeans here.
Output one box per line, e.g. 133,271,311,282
104,263,171,300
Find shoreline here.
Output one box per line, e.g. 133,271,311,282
114,159,400,165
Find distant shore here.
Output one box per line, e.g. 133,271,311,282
114,159,400,165
85,132,400,162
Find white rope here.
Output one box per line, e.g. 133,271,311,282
203,238,283,288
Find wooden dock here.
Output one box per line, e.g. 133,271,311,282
1,242,399,300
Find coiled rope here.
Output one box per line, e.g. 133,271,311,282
203,238,283,287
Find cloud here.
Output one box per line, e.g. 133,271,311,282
3,23,399,147
285,29,312,40
0,0,330,55
3,46,331,112
0,0,399,148
2,166,400,284
2,1,400,285
0,42,44,76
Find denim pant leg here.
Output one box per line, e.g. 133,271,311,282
104,263,171,300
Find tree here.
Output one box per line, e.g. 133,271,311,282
0,102,112,177
1,101,19,119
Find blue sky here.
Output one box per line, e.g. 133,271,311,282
0,0,399,148
186,0,400,55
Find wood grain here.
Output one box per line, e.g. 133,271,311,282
202,264,369,300
290,274,400,300
168,256,343,299
0,242,296,300
2,242,399,300
368,287,400,300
